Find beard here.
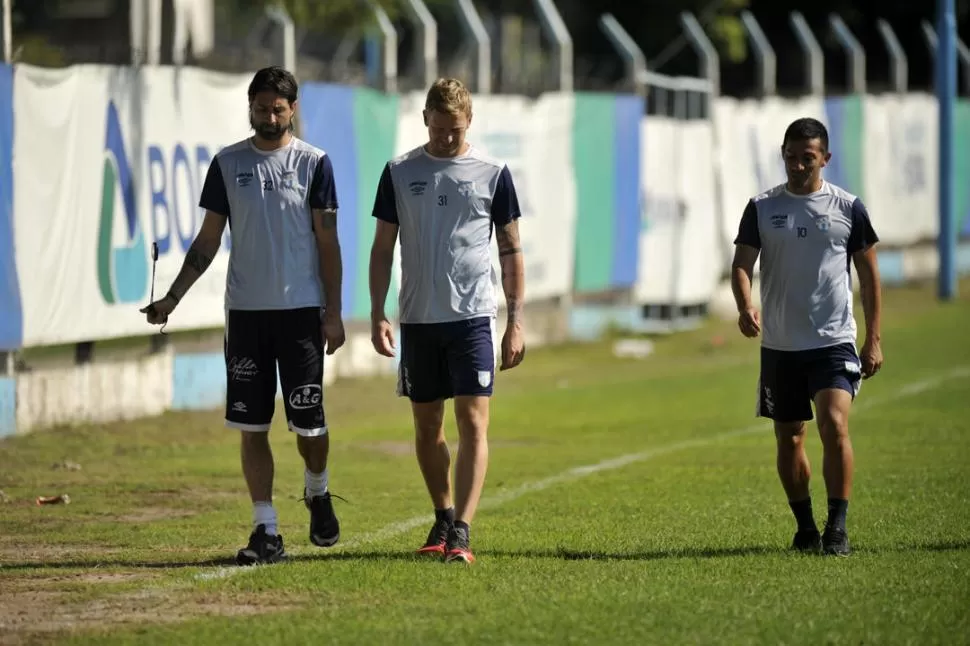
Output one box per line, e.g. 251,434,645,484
251,118,287,140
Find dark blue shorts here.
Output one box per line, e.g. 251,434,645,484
757,342,862,422
397,317,495,403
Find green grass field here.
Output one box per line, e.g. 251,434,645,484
2,280,969,645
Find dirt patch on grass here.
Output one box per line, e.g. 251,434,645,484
0,578,300,645
113,507,199,523
0,544,128,564
2,572,148,590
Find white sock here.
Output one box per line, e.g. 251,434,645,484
305,468,329,499
253,501,278,536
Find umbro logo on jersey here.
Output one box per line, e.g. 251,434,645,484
409,181,427,196
236,172,254,187
770,214,792,229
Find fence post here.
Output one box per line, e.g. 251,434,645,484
598,14,646,97
405,0,438,89
830,15,866,94
877,19,908,93
533,0,573,92
741,11,777,97
790,12,824,96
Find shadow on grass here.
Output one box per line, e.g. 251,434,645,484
3,538,968,571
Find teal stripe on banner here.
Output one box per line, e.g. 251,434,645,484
573,94,616,293
353,88,399,321
955,100,970,238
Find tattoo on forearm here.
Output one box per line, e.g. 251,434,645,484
317,209,337,230
507,298,523,322
185,246,213,274
496,221,521,256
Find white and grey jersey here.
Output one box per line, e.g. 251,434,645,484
199,137,338,311
372,145,521,324
734,181,879,352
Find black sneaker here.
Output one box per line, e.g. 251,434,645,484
416,518,452,556
444,525,475,564
304,489,340,547
235,524,287,566
822,526,851,556
791,528,822,553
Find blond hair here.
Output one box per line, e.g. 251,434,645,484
425,78,472,118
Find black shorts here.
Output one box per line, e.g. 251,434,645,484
397,317,495,403
224,307,326,436
757,342,862,423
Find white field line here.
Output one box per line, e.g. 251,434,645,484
193,365,970,582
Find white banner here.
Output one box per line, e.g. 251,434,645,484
14,64,251,347
393,92,577,305
636,117,721,305
713,96,826,268
862,93,938,245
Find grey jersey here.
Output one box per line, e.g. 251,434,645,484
734,181,879,352
372,145,521,324
199,137,338,311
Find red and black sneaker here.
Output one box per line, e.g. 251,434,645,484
444,525,474,564
416,518,452,556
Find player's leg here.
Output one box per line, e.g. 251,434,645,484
810,343,862,556
276,307,338,548
759,346,820,552
225,310,285,565
444,317,495,564
399,323,454,555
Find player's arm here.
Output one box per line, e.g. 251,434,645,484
493,166,525,327
368,163,399,323
310,155,346,354
167,210,227,302
309,155,342,318
731,244,760,312
167,157,231,302
730,200,761,314
849,198,882,348
311,207,342,317
496,220,524,324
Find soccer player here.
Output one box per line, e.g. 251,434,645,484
731,117,883,556
141,66,346,566
367,78,526,564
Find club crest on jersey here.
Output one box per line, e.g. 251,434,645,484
280,170,303,191
457,180,476,197
814,215,831,232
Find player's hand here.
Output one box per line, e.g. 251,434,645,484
371,317,396,358
322,311,346,355
500,321,525,371
140,294,177,325
860,337,883,379
738,307,761,338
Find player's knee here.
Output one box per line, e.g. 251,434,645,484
241,430,271,450
412,402,445,441
454,396,489,440
774,421,807,447
817,407,849,442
